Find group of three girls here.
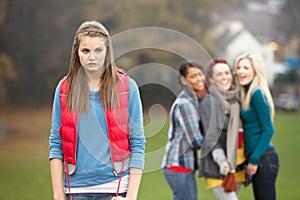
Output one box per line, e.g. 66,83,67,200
162,54,280,200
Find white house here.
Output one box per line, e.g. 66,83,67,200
211,20,275,85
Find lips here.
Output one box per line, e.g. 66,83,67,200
222,81,229,85
238,76,246,82
194,80,206,90
87,63,99,68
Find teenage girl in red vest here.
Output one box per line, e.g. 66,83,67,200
49,20,145,200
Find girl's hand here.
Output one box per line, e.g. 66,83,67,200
111,197,125,200
246,163,258,176
220,162,230,176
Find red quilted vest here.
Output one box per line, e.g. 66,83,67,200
59,70,130,175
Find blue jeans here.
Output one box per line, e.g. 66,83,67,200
252,147,279,200
66,193,126,200
163,168,197,200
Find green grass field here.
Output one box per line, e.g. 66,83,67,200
0,107,299,199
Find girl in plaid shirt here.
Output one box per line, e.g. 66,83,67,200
161,61,206,200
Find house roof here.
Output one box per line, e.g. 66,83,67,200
229,10,281,43
217,28,243,51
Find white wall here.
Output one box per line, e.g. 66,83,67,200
222,27,275,85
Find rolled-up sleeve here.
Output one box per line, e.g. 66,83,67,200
49,82,63,160
128,79,146,170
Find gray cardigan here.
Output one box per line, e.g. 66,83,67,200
198,93,229,179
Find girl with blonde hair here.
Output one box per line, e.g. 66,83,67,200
235,52,279,200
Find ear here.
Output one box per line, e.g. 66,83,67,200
209,77,214,84
180,76,187,86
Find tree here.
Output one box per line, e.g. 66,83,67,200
0,53,16,105
0,0,237,106
278,0,300,40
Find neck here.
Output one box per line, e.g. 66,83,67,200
198,89,208,97
244,82,252,93
84,69,104,91
88,80,100,91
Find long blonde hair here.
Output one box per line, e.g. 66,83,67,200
235,52,275,120
66,20,120,113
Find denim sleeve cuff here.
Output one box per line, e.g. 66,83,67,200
129,152,145,170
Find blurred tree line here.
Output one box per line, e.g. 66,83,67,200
0,0,233,107
279,0,300,40
0,0,299,108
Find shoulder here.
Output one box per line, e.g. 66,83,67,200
251,88,264,101
128,78,138,91
176,89,195,105
172,91,192,110
116,67,139,90
116,67,129,79
116,67,127,74
58,76,68,94
251,88,269,105
200,93,219,107
115,68,136,85
251,87,262,95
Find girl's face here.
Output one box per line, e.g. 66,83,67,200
184,67,206,93
78,36,107,74
235,58,255,86
210,63,233,91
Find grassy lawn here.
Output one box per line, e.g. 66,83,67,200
0,107,299,199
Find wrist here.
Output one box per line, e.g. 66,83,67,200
125,196,136,200
219,162,229,175
53,191,65,200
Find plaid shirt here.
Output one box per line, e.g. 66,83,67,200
161,87,203,170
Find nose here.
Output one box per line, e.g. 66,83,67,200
220,74,227,80
88,52,96,60
237,70,244,77
197,74,204,82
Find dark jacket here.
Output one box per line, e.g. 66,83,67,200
198,93,229,179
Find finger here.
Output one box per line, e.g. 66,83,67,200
247,169,252,175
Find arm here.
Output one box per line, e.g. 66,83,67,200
212,149,230,175
200,95,226,152
125,79,145,200
125,168,143,200
249,90,274,165
50,158,65,200
49,82,65,199
200,95,229,174
178,99,203,149
127,79,145,169
112,168,142,200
